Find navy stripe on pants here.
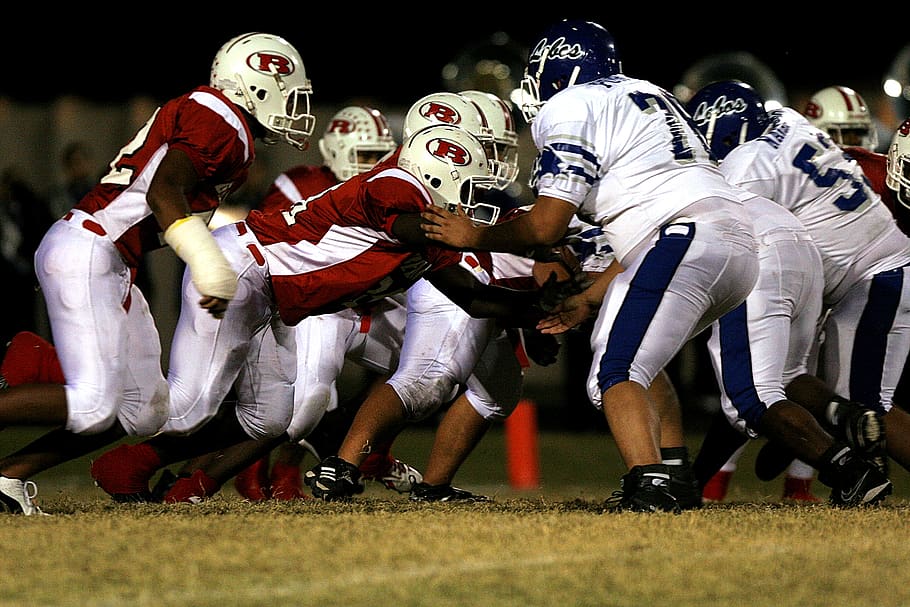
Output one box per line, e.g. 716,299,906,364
597,223,694,393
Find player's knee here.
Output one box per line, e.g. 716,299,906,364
66,407,119,435
120,382,170,436
395,375,460,420
596,369,631,397
231,410,290,441
237,399,294,441
286,386,335,441
64,383,120,434
255,415,292,440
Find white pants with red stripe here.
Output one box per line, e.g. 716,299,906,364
162,221,295,440
35,211,169,436
285,296,407,442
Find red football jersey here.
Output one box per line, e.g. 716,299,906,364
75,86,255,268
844,145,910,235
245,164,462,325
257,165,338,214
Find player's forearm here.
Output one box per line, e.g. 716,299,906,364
580,261,622,305
164,215,238,300
431,266,543,327
474,210,564,255
459,285,543,327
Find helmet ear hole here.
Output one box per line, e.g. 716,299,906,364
427,175,442,188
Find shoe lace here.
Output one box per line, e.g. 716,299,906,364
24,480,37,499
23,481,44,515
385,459,407,477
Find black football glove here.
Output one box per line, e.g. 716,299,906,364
537,270,590,313
520,327,561,366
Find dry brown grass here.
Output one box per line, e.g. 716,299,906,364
3,496,910,607
2,427,909,607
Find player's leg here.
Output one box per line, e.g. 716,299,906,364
309,280,488,500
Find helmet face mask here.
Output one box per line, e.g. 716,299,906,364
887,118,910,208
519,19,621,123
318,106,397,181
210,32,316,150
458,90,520,188
803,86,878,151
686,80,770,160
398,124,499,225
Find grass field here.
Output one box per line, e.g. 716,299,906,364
3,426,910,607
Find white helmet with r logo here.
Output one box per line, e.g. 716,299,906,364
398,124,499,224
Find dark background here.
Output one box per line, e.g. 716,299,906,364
3,12,907,432
4,12,906,106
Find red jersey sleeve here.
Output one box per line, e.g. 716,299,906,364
359,168,463,269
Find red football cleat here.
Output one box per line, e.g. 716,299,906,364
358,451,395,478
233,456,271,501
782,476,821,502
1,331,65,387
90,443,162,502
269,461,307,500
164,469,220,504
701,470,733,502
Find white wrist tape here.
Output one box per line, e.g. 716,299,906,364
164,215,238,300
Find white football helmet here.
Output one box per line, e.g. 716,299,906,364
887,119,910,208
398,124,499,224
404,91,492,138
210,32,316,150
803,86,878,150
318,106,397,181
459,90,520,187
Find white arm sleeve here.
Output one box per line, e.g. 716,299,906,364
163,215,238,300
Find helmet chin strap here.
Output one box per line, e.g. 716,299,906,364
704,113,717,152
738,122,750,147
567,65,582,88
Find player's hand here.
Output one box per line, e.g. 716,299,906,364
199,295,229,319
421,205,478,249
537,270,590,313
521,328,561,366
536,294,594,334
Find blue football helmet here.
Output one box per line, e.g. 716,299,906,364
519,19,621,122
685,80,770,160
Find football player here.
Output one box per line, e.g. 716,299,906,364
685,81,890,507
702,84,891,502
154,105,417,502
689,80,910,501
422,19,762,512
0,32,316,515
305,91,567,502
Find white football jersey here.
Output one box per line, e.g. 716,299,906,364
720,107,910,304
530,74,744,263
